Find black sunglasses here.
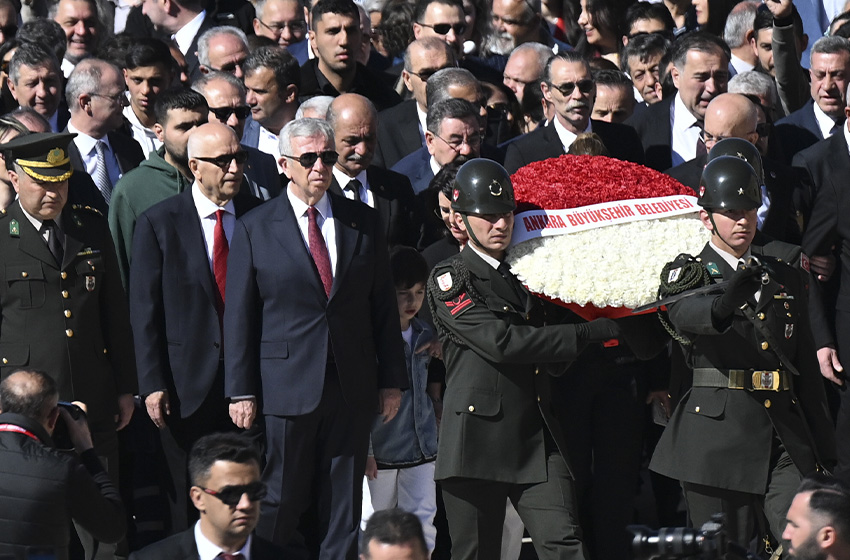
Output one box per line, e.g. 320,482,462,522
548,79,594,97
195,151,249,168
281,150,338,168
410,64,455,82
210,105,252,121
417,22,467,35
199,482,267,507
0,24,16,37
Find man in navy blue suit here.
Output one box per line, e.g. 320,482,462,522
224,117,408,559
130,122,263,533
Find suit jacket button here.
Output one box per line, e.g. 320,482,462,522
62,290,69,299
468,405,474,412
757,313,765,320
535,367,540,375
64,310,71,318
764,399,771,408
65,329,74,337
103,348,108,354
20,272,27,278
60,272,67,280
214,342,220,348
695,406,700,413
761,341,769,350
2,358,7,364
503,305,509,312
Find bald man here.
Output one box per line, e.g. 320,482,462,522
328,93,420,248
129,122,263,532
665,93,803,244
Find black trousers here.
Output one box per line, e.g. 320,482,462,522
833,310,850,481
257,365,370,560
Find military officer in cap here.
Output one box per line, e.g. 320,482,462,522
650,155,835,554
426,158,621,560
0,132,136,556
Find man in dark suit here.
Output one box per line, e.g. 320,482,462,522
224,117,407,558
0,131,137,559
141,0,214,82
774,36,850,162
298,0,401,112
625,32,730,171
130,123,262,533
65,58,145,207
193,71,281,199
505,51,645,174
373,38,456,169
327,94,419,247
666,93,803,244
129,432,282,560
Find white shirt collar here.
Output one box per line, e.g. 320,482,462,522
67,122,110,156
18,200,45,231
672,92,698,131
708,238,752,270
173,10,206,55
286,184,332,221
844,120,850,156
416,104,427,140
331,166,367,192
813,101,840,139
429,155,441,176
552,115,591,152
194,520,252,560
191,181,235,218
729,54,754,75
467,243,501,270
61,57,76,79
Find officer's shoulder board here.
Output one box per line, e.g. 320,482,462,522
71,204,104,217
428,256,476,318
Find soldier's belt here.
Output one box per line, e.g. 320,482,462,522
692,368,791,391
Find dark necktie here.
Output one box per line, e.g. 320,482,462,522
497,262,529,310
307,206,333,297
41,219,63,266
695,124,707,157
345,178,363,202
213,209,229,319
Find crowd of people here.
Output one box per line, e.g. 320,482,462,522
1,0,850,557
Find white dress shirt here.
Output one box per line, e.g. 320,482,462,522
813,102,841,139
191,182,236,269
552,115,591,152
194,520,252,560
173,10,206,55
19,201,58,245
286,187,338,277
67,122,122,188
123,101,161,159
332,167,374,208
670,92,700,167
416,104,427,146
257,125,282,172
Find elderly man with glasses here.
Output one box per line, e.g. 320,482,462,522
65,58,144,207
253,0,311,63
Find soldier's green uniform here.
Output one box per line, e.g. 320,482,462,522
427,159,619,560
650,153,835,552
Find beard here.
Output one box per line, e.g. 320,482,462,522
486,31,515,56
787,534,828,560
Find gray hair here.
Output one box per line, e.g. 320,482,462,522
543,50,591,83
402,37,455,73
426,67,481,108
65,58,121,112
811,35,850,58
426,97,477,134
723,1,758,49
9,43,59,85
279,117,335,157
295,95,335,119
192,71,247,101
508,42,554,74
255,0,306,20
197,26,249,68
728,70,777,107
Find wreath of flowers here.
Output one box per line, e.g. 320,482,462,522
506,155,711,320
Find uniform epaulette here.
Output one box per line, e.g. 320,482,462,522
71,204,104,217
428,255,470,302
658,253,710,298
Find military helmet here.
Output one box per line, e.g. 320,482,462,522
697,155,761,211
451,159,516,214
706,138,764,185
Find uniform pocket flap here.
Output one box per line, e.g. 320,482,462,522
5,263,44,281
451,388,501,416
260,341,289,358
684,388,727,419
0,344,29,366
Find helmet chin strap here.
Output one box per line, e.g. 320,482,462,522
461,213,485,251
707,210,737,255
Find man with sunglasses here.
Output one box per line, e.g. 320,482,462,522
65,58,144,208
505,51,644,174
193,72,281,200
129,122,263,534
224,117,407,558
298,0,400,112
130,432,282,560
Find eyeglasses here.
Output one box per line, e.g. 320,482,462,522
416,22,467,36
547,79,594,97
195,151,249,168
90,92,130,107
210,105,252,121
434,132,481,151
198,482,267,507
756,122,772,138
410,64,456,82
281,150,339,168
257,19,308,34
699,130,754,144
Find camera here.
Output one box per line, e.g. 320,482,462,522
52,401,86,451
630,515,757,560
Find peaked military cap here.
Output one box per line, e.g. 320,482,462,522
0,132,76,183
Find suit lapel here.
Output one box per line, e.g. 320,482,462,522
11,204,60,269
60,207,84,270
329,193,358,300
273,195,328,299
174,190,218,306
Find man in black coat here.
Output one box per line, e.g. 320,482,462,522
505,51,644,174
327,94,420,248
129,433,282,560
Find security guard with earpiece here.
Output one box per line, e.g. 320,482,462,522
649,155,835,557
0,132,136,558
426,158,621,560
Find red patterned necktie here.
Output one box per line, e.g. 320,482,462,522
213,209,229,317
307,206,332,297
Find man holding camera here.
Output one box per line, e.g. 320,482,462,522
0,369,126,559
